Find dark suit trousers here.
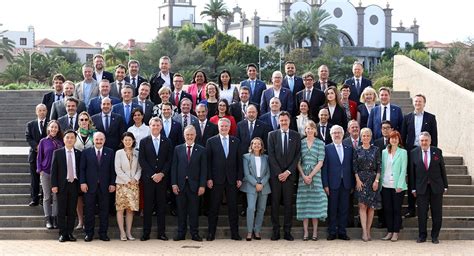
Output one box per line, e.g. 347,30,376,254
381,187,404,233
208,181,239,236
84,186,110,237
406,152,417,212
57,180,79,236
29,156,41,202
176,181,200,236
328,186,350,236
417,185,443,239
269,176,294,233
143,179,167,236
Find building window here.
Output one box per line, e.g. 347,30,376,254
333,8,343,18
264,36,269,44
163,14,166,21
246,37,249,43
86,54,93,62
20,38,27,45
370,15,379,25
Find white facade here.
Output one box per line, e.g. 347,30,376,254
363,5,385,48
38,46,101,63
319,1,359,46
172,6,195,27
2,27,35,49
259,24,280,47
392,32,415,48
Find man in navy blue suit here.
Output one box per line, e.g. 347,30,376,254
240,63,266,104
42,74,65,116
88,80,121,116
367,87,403,140
132,82,154,125
171,125,207,241
125,60,148,95
112,85,140,129
149,56,175,105
259,97,281,131
230,86,259,123
313,65,337,92
160,102,183,147
344,62,372,104
80,132,116,242
260,71,294,115
92,54,114,83
322,125,354,241
282,61,304,100
91,97,125,151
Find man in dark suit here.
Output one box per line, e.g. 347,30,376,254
50,81,87,121
51,130,81,242
91,97,125,151
79,132,116,242
58,97,80,132
125,60,148,95
42,74,65,116
402,94,438,218
149,56,175,104
316,109,333,145
160,102,184,147
25,104,48,206
342,120,361,148
172,98,199,129
193,103,218,147
88,79,121,116
313,65,337,92
171,125,207,241
322,125,354,241
132,82,154,125
267,111,301,241
344,62,372,105
170,73,192,112
373,120,392,227
410,132,448,244
230,86,259,123
206,118,243,241
282,61,304,102
260,71,294,115
112,85,140,129
259,97,281,131
138,117,173,241
367,87,403,140
92,54,114,83
237,104,270,154
110,64,135,99
240,63,267,104
296,71,326,122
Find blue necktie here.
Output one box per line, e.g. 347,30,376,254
272,115,277,130
222,137,228,158
153,138,160,155
288,77,294,92
164,120,170,137
125,104,130,124
250,80,255,95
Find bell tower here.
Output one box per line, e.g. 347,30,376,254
157,0,196,33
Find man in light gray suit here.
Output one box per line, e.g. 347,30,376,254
110,64,134,99
172,98,198,130
75,64,99,107
50,81,87,121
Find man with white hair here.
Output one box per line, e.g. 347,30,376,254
260,71,294,115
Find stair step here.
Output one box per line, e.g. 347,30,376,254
0,140,28,147
0,183,31,194
0,163,30,173
0,154,29,164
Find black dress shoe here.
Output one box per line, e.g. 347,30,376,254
173,235,185,241
68,234,76,242
157,234,169,241
28,201,39,207
58,235,68,242
338,234,351,240
327,234,337,240
271,232,280,241
191,235,203,242
84,235,93,242
239,210,246,217
416,237,426,243
99,235,110,241
283,232,294,241
206,234,215,241
170,209,177,216
52,216,58,229
140,235,150,241
404,211,416,218
432,238,439,244
231,234,242,241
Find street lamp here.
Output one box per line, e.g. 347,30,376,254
258,50,261,79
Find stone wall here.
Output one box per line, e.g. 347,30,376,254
393,55,474,176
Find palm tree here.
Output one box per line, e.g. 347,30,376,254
0,28,15,62
0,64,28,84
273,17,298,53
305,7,338,55
103,43,129,66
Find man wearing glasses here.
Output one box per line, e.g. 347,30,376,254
295,72,326,123
170,73,192,113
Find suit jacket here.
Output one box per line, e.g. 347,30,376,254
138,135,173,180
51,147,81,191
125,75,148,95
58,114,78,131
49,99,87,121
229,101,260,124
91,112,125,151
295,88,325,122
367,104,403,139
88,96,121,116
93,71,114,83
409,147,448,195
267,129,301,181
132,97,154,125
236,119,270,154
42,91,64,116
260,87,294,115
380,148,408,191
75,80,99,106
149,72,175,104
323,104,348,132
240,153,271,195
25,120,47,162
193,120,218,147
401,111,438,151
282,75,304,100
114,149,141,184
259,112,279,131
344,77,372,104
110,81,135,99
112,102,141,129
172,113,199,128
171,143,207,193
240,79,267,104
316,123,333,145
321,143,354,189
206,135,243,185
160,119,184,147
79,147,116,194
170,90,192,111
313,80,337,91
342,136,361,149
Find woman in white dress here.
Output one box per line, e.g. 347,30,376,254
218,70,239,104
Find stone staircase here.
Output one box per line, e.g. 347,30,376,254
0,90,472,240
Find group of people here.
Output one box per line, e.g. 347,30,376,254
25,54,448,244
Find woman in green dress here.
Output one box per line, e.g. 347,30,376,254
296,120,326,241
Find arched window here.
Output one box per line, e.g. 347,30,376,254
246,37,249,43
264,36,269,44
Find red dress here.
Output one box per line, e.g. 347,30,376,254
209,115,237,136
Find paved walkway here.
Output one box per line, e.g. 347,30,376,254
0,240,473,255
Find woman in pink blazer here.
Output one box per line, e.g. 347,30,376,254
187,70,208,110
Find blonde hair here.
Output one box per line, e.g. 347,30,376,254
248,137,265,155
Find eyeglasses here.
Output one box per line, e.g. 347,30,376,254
174,80,184,83
79,119,89,121
304,78,314,81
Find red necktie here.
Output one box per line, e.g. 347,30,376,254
187,145,191,162
175,92,179,106
423,150,429,171
353,139,357,149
